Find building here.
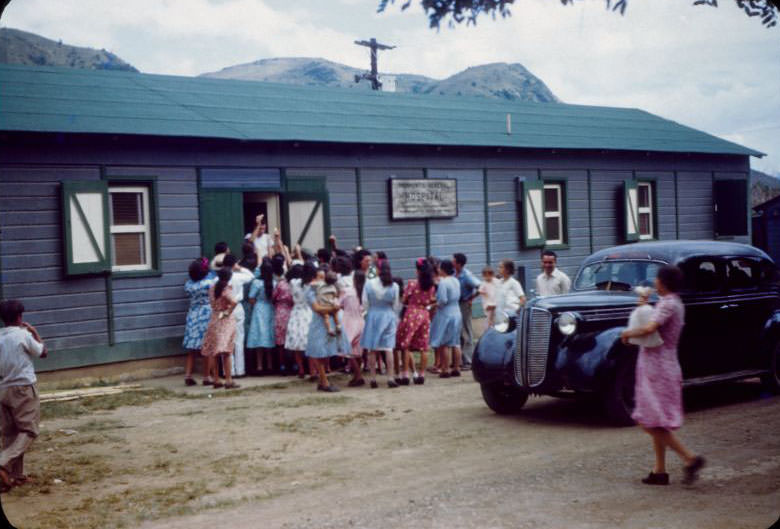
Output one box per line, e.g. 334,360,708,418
0,64,762,375
752,194,780,263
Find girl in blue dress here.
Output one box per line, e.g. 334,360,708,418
183,257,215,386
247,258,276,373
430,259,463,378
305,263,349,392
360,261,401,389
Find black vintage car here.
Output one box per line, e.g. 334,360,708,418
473,241,780,424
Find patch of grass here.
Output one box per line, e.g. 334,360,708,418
269,394,352,408
41,388,177,420
330,409,386,426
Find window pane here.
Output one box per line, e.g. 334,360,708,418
727,258,757,289
545,216,561,242
638,185,650,208
639,212,652,235
544,187,559,213
112,233,146,266
111,192,144,225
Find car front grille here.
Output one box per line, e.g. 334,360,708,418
514,307,552,388
576,306,634,322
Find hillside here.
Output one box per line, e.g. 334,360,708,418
201,57,559,103
752,169,780,207
0,27,137,71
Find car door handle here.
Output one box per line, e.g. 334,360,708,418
719,304,739,310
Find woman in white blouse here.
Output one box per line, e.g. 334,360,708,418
495,259,526,325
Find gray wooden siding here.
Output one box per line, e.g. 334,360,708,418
428,170,487,272
106,167,199,344
677,172,714,239
0,166,110,351
590,171,632,251
359,170,426,279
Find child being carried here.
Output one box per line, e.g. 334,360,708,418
626,286,664,348
317,271,342,336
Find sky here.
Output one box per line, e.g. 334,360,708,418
3,0,779,174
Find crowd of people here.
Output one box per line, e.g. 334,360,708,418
181,214,573,392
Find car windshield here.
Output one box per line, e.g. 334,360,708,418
573,260,664,292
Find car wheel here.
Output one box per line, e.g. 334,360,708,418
604,356,637,426
480,383,529,415
760,341,780,394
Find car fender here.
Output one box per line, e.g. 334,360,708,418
473,327,516,385
759,310,780,353
553,327,633,392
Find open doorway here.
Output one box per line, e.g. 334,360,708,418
243,193,281,238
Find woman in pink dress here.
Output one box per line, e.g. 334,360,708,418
272,255,294,374
201,268,240,389
396,259,437,385
621,265,705,486
334,255,366,387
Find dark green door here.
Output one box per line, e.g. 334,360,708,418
281,192,331,253
199,190,245,258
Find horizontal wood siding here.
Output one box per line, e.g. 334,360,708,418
428,170,487,273
590,170,632,251
360,169,426,279
677,172,714,240
636,171,677,241
0,166,109,351
106,166,199,344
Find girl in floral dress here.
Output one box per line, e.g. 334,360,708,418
201,268,240,389
182,257,215,386
621,265,705,486
285,263,313,378
247,258,276,373
397,259,437,385
272,255,294,375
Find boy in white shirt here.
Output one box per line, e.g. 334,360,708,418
0,299,47,490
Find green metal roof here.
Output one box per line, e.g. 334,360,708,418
0,64,763,157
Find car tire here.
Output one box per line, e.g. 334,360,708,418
760,341,780,394
604,355,637,427
480,383,529,415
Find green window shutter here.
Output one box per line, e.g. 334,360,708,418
624,179,640,242
521,179,546,248
199,190,245,258
61,181,111,276
281,192,331,252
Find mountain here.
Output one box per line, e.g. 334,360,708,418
0,27,138,72
201,57,560,103
751,169,780,208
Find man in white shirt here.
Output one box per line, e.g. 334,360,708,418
535,250,571,297
0,299,47,490
245,214,273,261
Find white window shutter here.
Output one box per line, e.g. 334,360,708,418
61,181,111,275
624,179,640,242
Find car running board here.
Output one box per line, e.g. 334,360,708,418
682,369,767,388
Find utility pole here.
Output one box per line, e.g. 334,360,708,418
354,38,395,91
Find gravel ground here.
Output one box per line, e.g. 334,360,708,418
4,374,779,529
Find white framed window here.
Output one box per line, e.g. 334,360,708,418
109,186,152,271
543,183,564,245
637,182,654,240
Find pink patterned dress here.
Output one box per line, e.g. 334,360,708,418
338,274,364,357
201,285,237,357
631,293,685,430
272,279,294,347
396,280,436,352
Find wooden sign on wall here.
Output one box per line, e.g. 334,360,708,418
389,178,458,220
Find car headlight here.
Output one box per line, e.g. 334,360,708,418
557,312,578,336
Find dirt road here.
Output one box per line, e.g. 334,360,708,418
5,375,779,529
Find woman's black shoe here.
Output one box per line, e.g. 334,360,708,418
413,376,425,385
682,456,706,485
641,472,669,485
370,380,378,389
400,377,411,386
